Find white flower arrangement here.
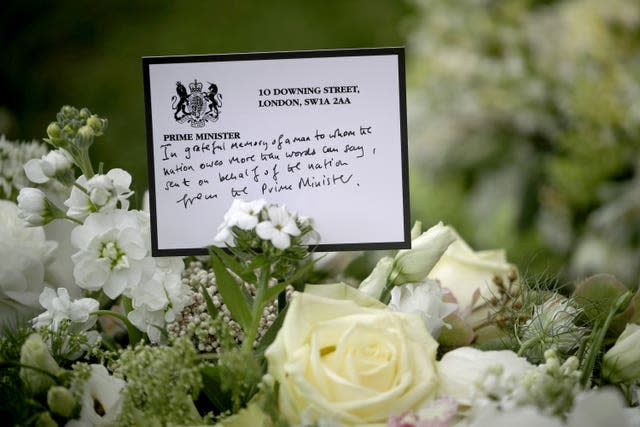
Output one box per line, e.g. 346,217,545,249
0,106,638,427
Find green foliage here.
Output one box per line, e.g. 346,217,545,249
112,337,206,426
407,0,640,285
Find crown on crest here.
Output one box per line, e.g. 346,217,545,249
189,79,203,92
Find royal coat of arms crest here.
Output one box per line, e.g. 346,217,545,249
171,79,222,127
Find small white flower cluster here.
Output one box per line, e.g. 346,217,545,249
65,168,133,221
214,198,317,250
167,261,289,352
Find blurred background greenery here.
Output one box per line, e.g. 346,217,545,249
2,0,639,287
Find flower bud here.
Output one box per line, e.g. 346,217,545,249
46,122,62,139
35,411,58,427
78,108,90,120
47,386,77,418
62,105,77,117
76,125,94,148
62,124,76,138
86,115,105,134
391,222,456,285
602,323,640,384
358,256,394,299
17,188,60,226
20,333,61,394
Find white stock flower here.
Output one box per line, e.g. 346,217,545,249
65,168,133,220
256,205,300,250
32,287,99,332
70,209,154,299
67,364,126,427
128,257,192,343
389,279,458,337
212,198,266,246
17,187,59,226
0,200,57,326
24,148,73,184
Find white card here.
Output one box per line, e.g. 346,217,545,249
143,48,410,256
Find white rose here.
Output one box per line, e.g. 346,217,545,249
265,283,439,426
429,230,515,310
437,346,533,405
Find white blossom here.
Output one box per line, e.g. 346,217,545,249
32,287,99,332
70,209,154,299
128,257,193,343
66,364,126,427
256,205,300,250
0,200,57,326
65,169,133,220
23,148,73,184
389,279,458,337
17,187,59,226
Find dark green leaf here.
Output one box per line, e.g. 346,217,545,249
209,246,256,284
200,365,232,412
200,284,219,319
210,252,252,330
255,304,289,357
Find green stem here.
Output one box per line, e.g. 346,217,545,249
0,361,60,382
517,334,543,357
580,291,632,387
64,215,83,225
78,148,94,179
242,266,271,353
379,280,394,305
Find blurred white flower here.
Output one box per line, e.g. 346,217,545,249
256,205,300,250
389,279,458,337
0,200,57,326
19,333,62,394
437,346,533,406
65,168,133,220
0,135,47,198
32,287,99,332
17,187,61,226
70,209,154,299
602,323,640,384
358,256,394,300
67,364,126,427
23,148,73,184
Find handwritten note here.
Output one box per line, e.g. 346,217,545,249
143,49,409,256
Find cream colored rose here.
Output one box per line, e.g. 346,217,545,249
428,231,515,310
265,283,439,426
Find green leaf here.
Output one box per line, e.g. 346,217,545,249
200,284,219,319
200,365,232,411
210,252,252,330
209,246,257,284
255,304,289,357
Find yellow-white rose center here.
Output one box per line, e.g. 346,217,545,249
306,318,403,402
